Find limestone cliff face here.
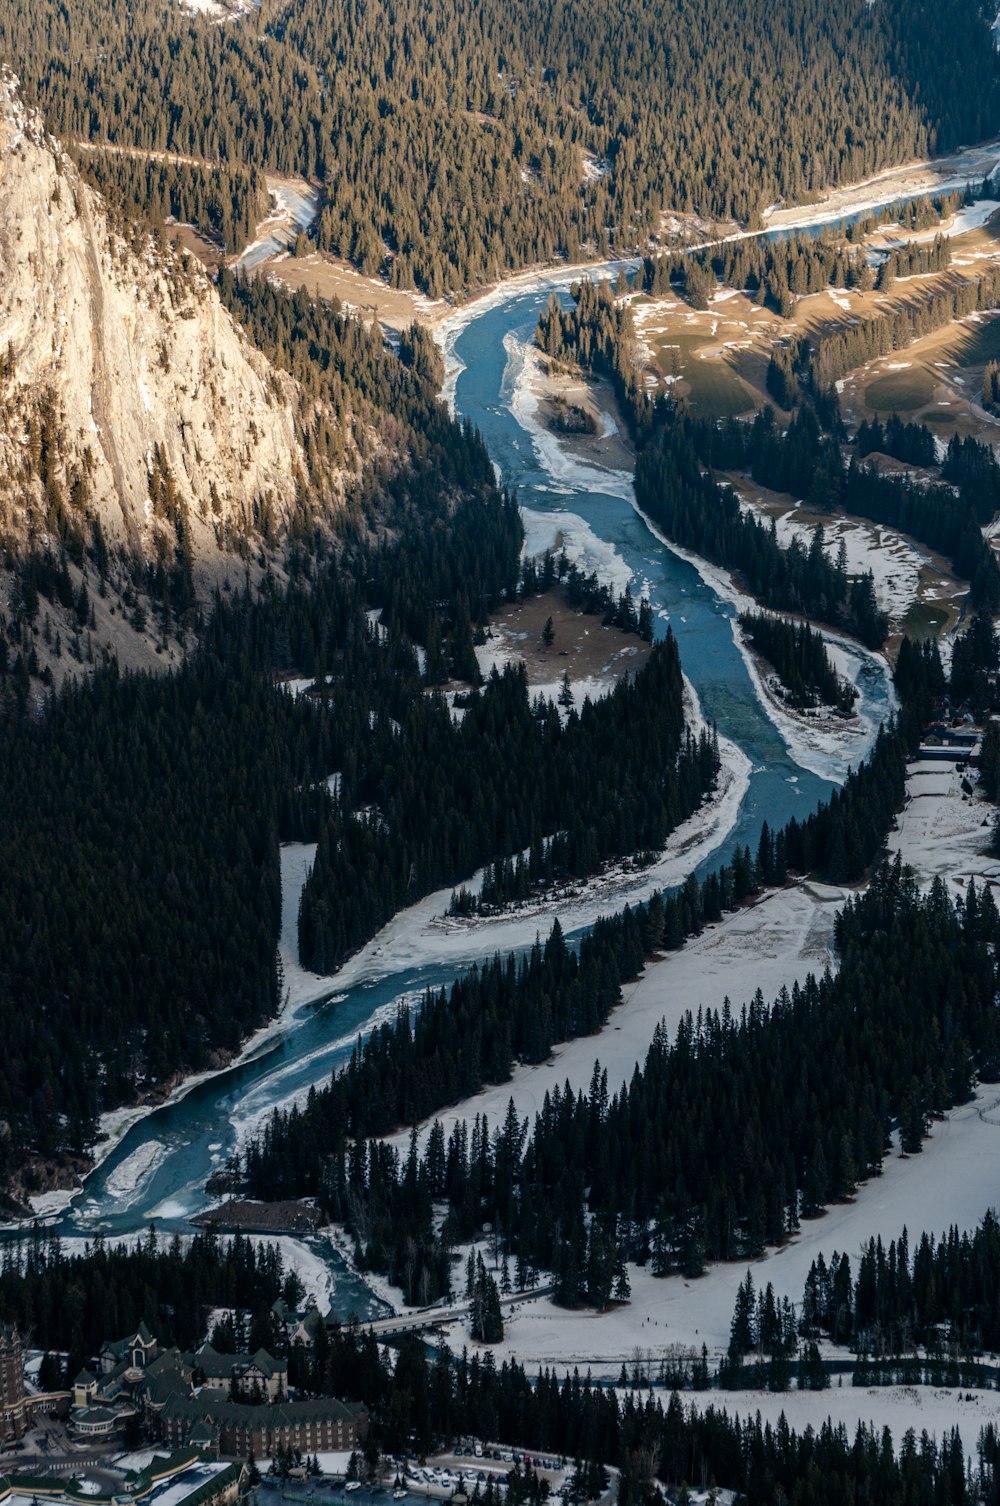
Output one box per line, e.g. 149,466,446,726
0,69,307,565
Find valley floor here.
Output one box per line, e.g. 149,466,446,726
364,756,1000,1454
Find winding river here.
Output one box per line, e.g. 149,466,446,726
23,270,896,1317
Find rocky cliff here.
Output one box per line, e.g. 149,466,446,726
0,68,317,678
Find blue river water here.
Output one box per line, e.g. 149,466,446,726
21,273,894,1318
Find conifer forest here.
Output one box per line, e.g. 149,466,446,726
5,0,1000,1494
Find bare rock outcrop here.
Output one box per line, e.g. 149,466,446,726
0,68,309,568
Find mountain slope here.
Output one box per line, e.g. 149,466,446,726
0,67,308,575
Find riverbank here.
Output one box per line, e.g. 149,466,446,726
512,345,891,779
23,838,338,1224
230,690,751,1156
260,125,1000,343
619,492,894,784
474,300,893,784
526,348,635,472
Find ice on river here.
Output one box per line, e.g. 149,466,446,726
520,505,634,596
619,497,894,785
435,260,637,416
503,333,634,502
103,1140,169,1204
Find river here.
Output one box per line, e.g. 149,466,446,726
21,269,895,1319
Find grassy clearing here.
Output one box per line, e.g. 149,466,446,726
486,590,652,686
841,309,1000,443
864,366,938,413
651,331,759,418
901,597,953,640
682,358,758,418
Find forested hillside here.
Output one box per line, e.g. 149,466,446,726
2,0,998,288
542,278,1000,620
247,857,1000,1308
297,635,719,971
0,265,726,1200
72,150,268,256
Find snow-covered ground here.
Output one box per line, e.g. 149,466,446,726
886,758,1000,895
312,1453,355,1477
367,749,1000,1421
520,506,634,596
736,493,926,626
235,178,321,271
686,1383,1000,1458
408,753,1000,1446
386,877,845,1163
503,334,635,503
450,1083,1000,1374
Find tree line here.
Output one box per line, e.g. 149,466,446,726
643,218,956,317
5,0,1000,290
0,260,751,1194
7,1223,1000,1505
634,423,888,646
297,631,720,972
811,266,1000,388
800,1209,1000,1358
71,148,268,254
0,1227,293,1381
738,611,857,714
0,276,524,1188
695,407,1000,610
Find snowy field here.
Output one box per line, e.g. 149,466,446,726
444,1084,1000,1373
383,753,1000,1465
886,759,1000,895
387,877,846,1160
735,493,927,627
686,1383,1000,1457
